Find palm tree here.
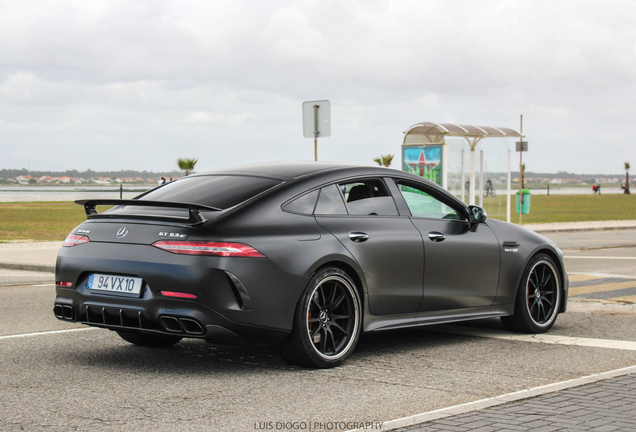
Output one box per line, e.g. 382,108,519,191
373,154,394,167
624,162,631,194
177,158,198,176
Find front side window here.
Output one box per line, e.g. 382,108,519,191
398,181,463,220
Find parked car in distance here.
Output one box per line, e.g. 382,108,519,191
55,162,568,368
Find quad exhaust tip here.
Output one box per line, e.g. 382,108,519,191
160,316,204,335
54,304,75,321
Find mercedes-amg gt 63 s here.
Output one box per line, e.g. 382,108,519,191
54,162,568,368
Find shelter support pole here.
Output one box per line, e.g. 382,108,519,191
442,143,448,190
465,137,482,206
460,150,465,202
479,150,484,207
470,149,476,205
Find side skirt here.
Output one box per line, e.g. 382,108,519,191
363,305,515,333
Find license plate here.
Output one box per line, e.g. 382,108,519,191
87,274,143,296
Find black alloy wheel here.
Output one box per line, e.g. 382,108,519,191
277,267,361,368
501,253,561,333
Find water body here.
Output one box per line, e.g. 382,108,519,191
0,186,151,202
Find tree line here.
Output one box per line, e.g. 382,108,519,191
0,168,182,180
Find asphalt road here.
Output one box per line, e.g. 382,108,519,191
1,230,636,432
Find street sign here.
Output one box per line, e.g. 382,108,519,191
302,100,331,138
516,141,528,152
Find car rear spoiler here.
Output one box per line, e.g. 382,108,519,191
75,199,221,225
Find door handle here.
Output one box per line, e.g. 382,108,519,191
428,232,445,242
349,232,369,243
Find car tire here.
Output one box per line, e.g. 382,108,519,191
276,267,362,368
501,253,562,334
116,330,183,347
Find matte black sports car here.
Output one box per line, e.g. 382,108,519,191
54,162,568,368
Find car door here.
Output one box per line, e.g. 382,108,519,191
394,179,500,312
314,179,424,316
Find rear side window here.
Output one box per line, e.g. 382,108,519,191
315,185,348,215
136,175,282,209
282,190,319,215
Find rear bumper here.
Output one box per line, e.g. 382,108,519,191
54,242,306,344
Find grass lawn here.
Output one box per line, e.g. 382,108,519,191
0,203,87,241
0,194,635,241
508,194,636,224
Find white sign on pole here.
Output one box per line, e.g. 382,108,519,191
302,100,331,138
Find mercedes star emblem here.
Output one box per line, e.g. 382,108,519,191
116,227,129,239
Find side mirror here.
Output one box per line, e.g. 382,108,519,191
467,205,487,232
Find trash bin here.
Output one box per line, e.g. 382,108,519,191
516,189,531,214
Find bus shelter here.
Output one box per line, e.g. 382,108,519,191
402,122,522,222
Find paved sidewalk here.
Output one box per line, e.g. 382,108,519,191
0,241,61,272
392,371,636,432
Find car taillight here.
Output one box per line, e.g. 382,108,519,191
152,241,264,257
56,281,73,287
63,234,90,247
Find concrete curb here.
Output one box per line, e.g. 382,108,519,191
530,225,636,234
524,220,636,233
0,263,54,273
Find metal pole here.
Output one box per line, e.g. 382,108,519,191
507,149,511,223
120,184,123,199
313,104,319,161
519,114,523,225
479,150,484,207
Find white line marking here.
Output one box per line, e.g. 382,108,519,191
568,272,636,279
0,327,96,340
434,325,636,350
349,364,636,432
32,283,55,287
564,256,636,260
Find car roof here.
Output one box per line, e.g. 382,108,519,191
191,161,389,180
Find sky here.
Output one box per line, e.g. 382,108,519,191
1,0,636,175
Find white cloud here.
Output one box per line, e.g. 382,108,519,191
185,111,226,124
1,0,636,173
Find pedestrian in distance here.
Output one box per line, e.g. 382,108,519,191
485,178,495,197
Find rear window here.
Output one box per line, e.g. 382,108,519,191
136,175,282,209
